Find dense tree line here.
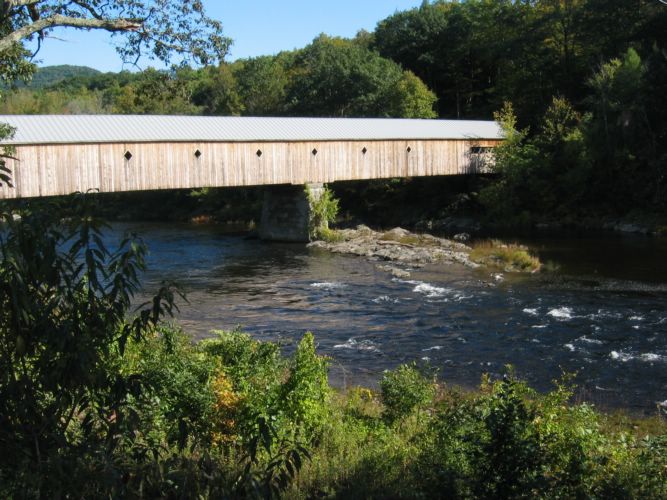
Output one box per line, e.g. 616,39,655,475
372,0,667,220
0,35,437,118
374,0,666,122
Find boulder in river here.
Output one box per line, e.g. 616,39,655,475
308,225,478,268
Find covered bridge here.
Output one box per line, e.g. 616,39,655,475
0,115,502,240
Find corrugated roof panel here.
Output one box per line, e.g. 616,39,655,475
0,115,503,145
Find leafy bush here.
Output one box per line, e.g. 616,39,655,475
380,362,436,425
0,196,178,497
281,332,331,437
123,325,218,449
201,328,282,393
414,371,667,500
121,328,322,497
633,435,667,498
416,374,544,498
306,184,340,240
202,331,328,496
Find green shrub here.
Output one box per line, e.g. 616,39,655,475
200,331,330,496
281,332,331,437
634,435,667,498
200,328,282,393
200,329,285,453
380,362,436,425
413,370,667,499
479,99,589,222
306,184,340,240
0,196,178,497
417,375,545,498
316,226,344,243
124,325,218,449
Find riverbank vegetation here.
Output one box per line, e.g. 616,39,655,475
373,1,667,226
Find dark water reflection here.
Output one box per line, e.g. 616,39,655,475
110,223,667,414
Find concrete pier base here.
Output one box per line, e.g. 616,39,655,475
259,183,324,242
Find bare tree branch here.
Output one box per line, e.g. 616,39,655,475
0,0,229,76
0,13,141,53
69,0,104,20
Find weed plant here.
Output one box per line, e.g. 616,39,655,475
470,239,542,272
306,185,340,241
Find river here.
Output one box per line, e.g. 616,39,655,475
110,222,667,414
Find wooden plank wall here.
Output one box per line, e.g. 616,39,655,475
0,139,500,199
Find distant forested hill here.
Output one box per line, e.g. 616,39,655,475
12,65,101,88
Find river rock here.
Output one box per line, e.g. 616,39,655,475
377,265,411,278
383,227,411,239
308,226,479,269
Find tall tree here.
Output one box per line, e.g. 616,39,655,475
286,34,436,118
234,56,289,116
193,63,244,116
113,67,203,115
373,0,521,119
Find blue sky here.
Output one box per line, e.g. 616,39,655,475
31,1,422,72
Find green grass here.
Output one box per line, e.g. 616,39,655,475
470,239,542,272
315,226,345,243
603,410,667,438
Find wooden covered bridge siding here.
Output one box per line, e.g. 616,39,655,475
1,138,499,199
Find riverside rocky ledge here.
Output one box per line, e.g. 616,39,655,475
308,226,478,270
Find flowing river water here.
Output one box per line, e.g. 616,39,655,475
110,222,667,414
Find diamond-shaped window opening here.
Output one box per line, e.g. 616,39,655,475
406,146,412,153
312,148,318,156
256,149,263,158
194,149,202,159
124,151,132,160
362,147,368,155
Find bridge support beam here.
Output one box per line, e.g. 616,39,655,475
259,183,324,242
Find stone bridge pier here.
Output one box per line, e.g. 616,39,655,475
258,183,324,242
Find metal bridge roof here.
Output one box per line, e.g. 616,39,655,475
0,115,502,145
